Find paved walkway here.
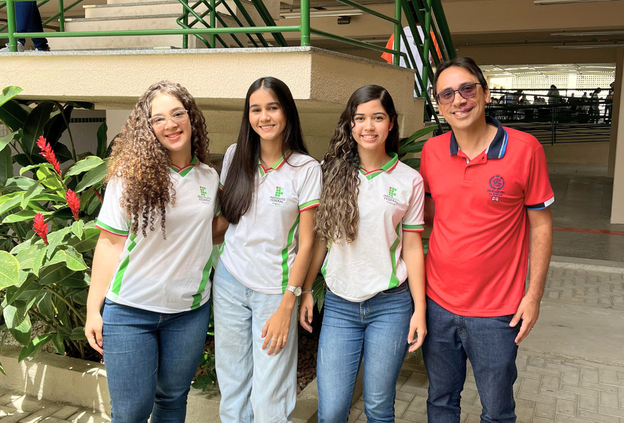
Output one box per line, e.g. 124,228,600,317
351,260,624,423
0,392,109,423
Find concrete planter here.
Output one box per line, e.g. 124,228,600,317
0,347,363,422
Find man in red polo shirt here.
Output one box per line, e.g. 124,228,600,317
420,57,554,422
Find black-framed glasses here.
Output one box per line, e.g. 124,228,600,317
149,109,189,129
436,83,481,105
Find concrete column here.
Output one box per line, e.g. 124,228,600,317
105,110,131,145
610,48,624,224
608,48,623,178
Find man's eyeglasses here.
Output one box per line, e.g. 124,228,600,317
436,83,481,105
149,110,189,129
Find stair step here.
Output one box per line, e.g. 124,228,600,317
84,2,211,18
66,13,181,22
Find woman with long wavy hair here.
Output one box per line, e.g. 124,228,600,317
214,76,322,423
299,85,427,422
84,81,219,422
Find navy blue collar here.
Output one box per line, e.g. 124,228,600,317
450,117,508,159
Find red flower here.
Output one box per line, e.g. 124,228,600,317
66,189,80,221
33,213,49,245
36,136,61,175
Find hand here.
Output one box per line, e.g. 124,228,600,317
299,293,314,333
262,305,293,355
510,295,541,345
85,312,104,354
407,309,427,353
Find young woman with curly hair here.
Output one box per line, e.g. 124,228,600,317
299,85,427,423
214,76,322,423
84,81,219,422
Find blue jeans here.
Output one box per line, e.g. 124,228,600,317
15,1,49,50
317,284,413,423
422,297,520,423
213,260,298,423
102,299,211,423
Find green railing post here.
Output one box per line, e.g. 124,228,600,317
210,0,215,47
393,0,400,66
58,0,65,32
421,0,432,87
182,0,189,48
6,0,18,51
300,0,310,46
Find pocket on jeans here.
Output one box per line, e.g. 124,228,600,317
379,283,409,296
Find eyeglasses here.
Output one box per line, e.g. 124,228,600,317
436,83,481,105
149,109,189,129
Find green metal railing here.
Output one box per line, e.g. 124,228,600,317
1,0,455,122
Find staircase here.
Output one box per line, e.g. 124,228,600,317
47,0,287,50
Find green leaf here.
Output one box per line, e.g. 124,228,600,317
0,100,29,132
3,303,31,345
32,245,48,276
0,130,18,152
56,272,88,289
0,143,12,186
54,143,73,164
52,332,65,355
18,333,54,362
75,162,108,193
65,156,104,177
66,101,94,110
20,162,52,176
20,181,43,209
15,243,45,270
10,238,32,255
69,327,86,341
399,140,427,155
30,193,66,202
0,192,24,215
22,101,55,155
44,104,73,148
37,292,55,322
0,86,23,108
36,166,63,192
5,275,35,305
399,125,437,145
401,158,421,170
0,251,20,289
48,247,87,271
13,154,46,168
69,227,100,252
3,210,40,223
312,273,326,313
97,122,108,159
10,317,31,346
4,176,36,190
71,220,85,239
46,227,70,259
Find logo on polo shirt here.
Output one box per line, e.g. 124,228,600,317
487,175,506,201
383,186,399,205
198,186,212,205
269,186,287,207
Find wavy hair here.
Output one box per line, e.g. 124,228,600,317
315,85,399,244
107,80,210,238
221,77,309,224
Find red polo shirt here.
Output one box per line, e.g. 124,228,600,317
420,117,554,317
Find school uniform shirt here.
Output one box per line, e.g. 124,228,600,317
322,153,425,302
96,158,219,314
218,144,322,295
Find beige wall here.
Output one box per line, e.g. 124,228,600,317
611,49,624,224
543,142,610,166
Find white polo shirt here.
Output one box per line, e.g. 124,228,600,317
322,153,425,302
219,144,322,295
96,158,219,314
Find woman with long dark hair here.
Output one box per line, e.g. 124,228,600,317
300,85,427,422
85,81,219,422
214,76,322,423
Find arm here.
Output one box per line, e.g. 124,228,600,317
299,239,328,333
424,196,435,227
262,208,316,355
212,214,229,245
84,231,126,354
510,208,553,344
403,231,427,352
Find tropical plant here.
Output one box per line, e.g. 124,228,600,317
0,86,109,371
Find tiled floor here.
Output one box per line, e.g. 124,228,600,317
0,393,109,422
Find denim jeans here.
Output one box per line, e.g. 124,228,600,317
15,1,49,50
317,283,413,423
422,297,520,423
102,299,211,423
213,259,298,423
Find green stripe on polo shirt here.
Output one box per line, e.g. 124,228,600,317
96,220,129,236
299,199,319,211
179,157,198,177
111,234,137,295
382,153,399,171
403,224,424,231
281,215,300,292
321,244,331,279
191,250,213,310
388,222,401,289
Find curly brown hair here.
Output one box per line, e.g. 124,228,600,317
315,85,399,245
107,80,210,238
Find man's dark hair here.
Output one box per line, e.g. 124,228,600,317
433,57,488,97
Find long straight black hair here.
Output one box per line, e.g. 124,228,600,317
221,77,309,224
